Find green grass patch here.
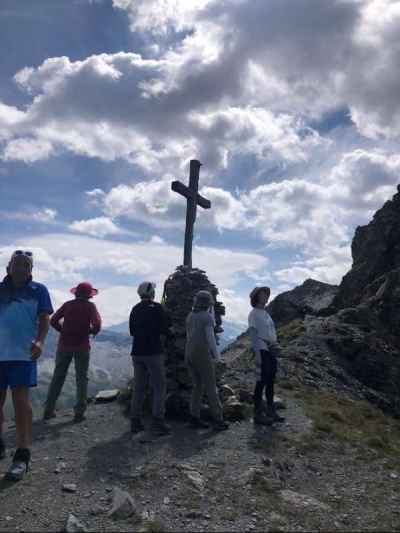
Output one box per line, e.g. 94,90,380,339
298,390,400,456
277,319,306,343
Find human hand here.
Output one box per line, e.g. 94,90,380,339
31,340,43,360
213,350,221,361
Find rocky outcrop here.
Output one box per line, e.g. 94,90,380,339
333,184,400,310
267,279,339,326
265,186,400,415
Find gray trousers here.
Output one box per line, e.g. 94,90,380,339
186,349,223,421
45,350,90,416
131,354,166,420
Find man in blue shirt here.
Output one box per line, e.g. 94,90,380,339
0,250,53,481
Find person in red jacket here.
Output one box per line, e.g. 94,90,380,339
43,282,101,423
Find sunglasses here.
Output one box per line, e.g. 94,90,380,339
13,250,33,257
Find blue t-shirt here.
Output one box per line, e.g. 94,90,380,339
0,276,53,362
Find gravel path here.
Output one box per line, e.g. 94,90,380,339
1,386,399,532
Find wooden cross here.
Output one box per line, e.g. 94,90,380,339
171,159,211,269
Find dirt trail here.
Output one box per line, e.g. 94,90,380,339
0,386,399,532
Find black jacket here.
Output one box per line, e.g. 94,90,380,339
129,300,172,356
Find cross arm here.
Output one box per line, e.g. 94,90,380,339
171,181,211,209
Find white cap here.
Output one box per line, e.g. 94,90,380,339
137,281,156,298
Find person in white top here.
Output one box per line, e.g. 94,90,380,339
248,286,285,425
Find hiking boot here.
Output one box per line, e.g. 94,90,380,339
0,438,5,460
151,418,171,436
73,413,86,424
188,416,209,429
212,420,230,432
266,407,285,423
131,418,145,434
43,410,56,421
254,408,272,426
4,448,30,482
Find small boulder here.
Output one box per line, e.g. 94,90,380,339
65,514,87,533
95,389,120,402
279,489,330,511
223,397,248,421
220,384,236,402
62,483,77,493
108,487,137,520
184,470,205,491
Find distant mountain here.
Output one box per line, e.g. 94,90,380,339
107,322,130,334
218,320,247,350
107,318,245,351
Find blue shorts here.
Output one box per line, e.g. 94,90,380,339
0,361,37,390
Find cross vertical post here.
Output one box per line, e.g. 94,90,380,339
171,159,211,269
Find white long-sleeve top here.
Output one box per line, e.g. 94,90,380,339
248,308,277,354
186,310,220,360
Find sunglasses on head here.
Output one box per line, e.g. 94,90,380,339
13,250,33,258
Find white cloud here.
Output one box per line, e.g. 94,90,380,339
2,137,54,163
69,217,125,238
274,244,352,287
3,0,399,183
112,0,213,34
94,285,139,327
0,207,57,223
32,208,57,223
102,180,184,228
111,0,400,140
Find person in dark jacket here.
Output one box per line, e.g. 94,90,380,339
43,282,101,423
129,281,173,436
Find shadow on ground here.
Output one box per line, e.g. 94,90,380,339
83,417,225,483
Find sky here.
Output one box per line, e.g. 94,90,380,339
1,0,400,328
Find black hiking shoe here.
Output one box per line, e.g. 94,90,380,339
151,418,171,436
43,410,56,421
4,448,30,482
254,408,272,426
212,420,230,432
0,438,5,460
131,418,145,434
266,407,285,423
188,416,209,429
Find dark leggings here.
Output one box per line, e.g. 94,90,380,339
254,349,277,409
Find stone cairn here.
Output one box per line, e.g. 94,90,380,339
162,265,225,417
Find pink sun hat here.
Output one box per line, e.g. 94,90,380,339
70,282,99,298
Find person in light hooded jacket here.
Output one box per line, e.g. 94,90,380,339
248,286,285,425
185,290,229,431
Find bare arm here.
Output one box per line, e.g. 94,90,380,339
31,313,51,360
